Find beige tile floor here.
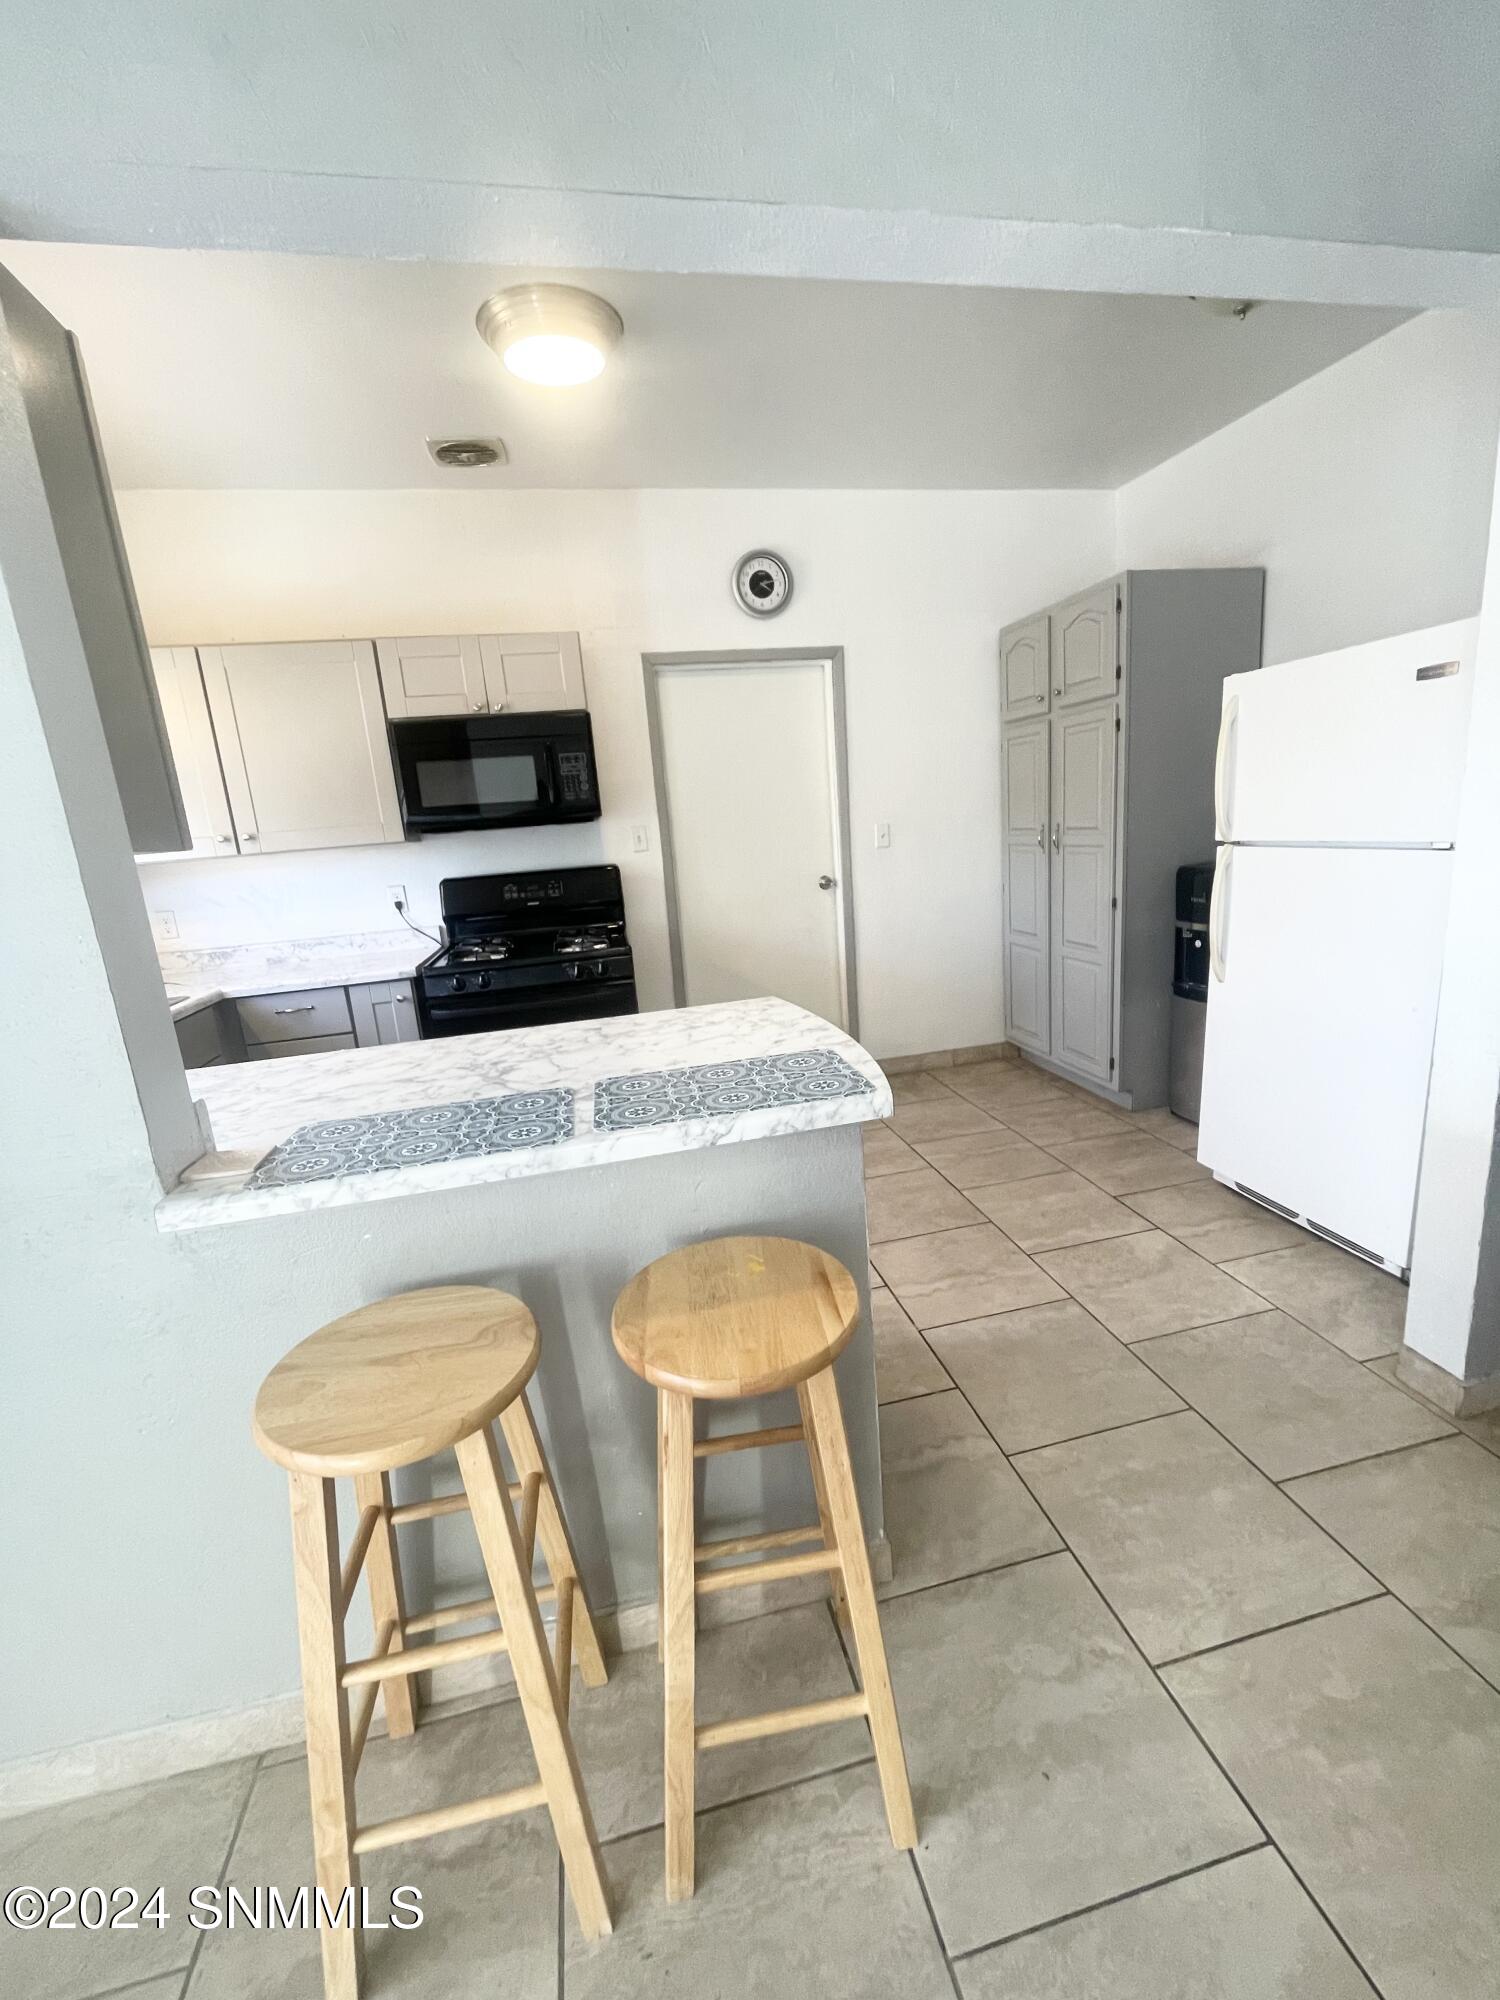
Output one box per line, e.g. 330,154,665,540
9,1059,1500,1999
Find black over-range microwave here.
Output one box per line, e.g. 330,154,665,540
389,709,602,835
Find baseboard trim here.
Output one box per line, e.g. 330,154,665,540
0,1533,892,1818
1395,1345,1500,1418
882,1042,1014,1075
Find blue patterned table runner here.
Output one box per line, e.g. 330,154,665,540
594,1048,874,1131
247,1090,573,1188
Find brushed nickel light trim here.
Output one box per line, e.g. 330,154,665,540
476,284,624,386
427,437,508,468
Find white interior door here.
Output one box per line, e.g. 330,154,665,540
1198,843,1452,1271
1002,717,1050,1053
1049,698,1117,1082
654,660,848,1026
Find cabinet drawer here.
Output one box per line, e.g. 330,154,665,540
245,1031,357,1061
236,986,352,1044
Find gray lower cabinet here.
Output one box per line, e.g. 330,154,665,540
206,979,420,1063
245,1032,357,1060
174,1000,245,1069
999,568,1264,1108
348,979,421,1046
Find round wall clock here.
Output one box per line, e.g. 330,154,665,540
731,549,793,618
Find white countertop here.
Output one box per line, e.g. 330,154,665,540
156,997,891,1232
158,931,431,1019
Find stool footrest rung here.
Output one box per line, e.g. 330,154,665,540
343,1623,508,1686
696,1691,870,1751
351,1781,548,1855
695,1523,825,1565
388,1481,525,1528
693,1423,804,1460
693,1547,842,1597
401,1580,557,1638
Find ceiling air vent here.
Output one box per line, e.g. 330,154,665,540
427,437,508,469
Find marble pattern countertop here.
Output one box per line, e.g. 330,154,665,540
156,997,891,1232
157,931,432,1020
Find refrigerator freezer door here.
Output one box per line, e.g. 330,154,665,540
1215,619,1475,847
1197,844,1451,1271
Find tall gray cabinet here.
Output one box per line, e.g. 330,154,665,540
1000,569,1264,1109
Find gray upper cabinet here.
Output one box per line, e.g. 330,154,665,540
378,631,585,717
144,647,237,858
999,614,1050,720
199,640,404,854
1000,569,1264,1107
375,635,487,717
1050,580,1119,708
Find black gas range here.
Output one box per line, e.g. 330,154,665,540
415,865,638,1039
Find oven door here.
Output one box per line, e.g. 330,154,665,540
390,717,555,834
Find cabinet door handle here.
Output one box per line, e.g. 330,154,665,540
1051,822,1061,851
471,701,487,712
1036,826,1045,850
242,831,258,843
394,994,410,1004
273,1004,316,1015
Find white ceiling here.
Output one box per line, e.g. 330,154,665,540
0,242,1408,491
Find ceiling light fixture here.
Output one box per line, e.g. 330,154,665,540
476,283,624,387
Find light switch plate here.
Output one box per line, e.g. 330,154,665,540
631,825,650,853
875,822,891,849
152,909,179,941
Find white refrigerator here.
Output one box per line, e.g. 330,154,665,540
1197,618,1477,1275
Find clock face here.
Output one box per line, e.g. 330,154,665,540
732,550,792,617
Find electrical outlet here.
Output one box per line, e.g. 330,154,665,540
386,882,408,910
631,825,650,854
151,909,179,941
874,822,891,850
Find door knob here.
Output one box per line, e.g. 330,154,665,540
817,874,835,890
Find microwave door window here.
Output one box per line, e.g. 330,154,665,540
417,751,541,812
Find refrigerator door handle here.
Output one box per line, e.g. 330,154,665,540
1209,846,1232,982
1214,694,1240,842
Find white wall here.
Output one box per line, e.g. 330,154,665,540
121,486,1117,1058
1118,311,1500,663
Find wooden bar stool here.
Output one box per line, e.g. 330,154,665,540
611,1235,916,1901
252,1284,612,2000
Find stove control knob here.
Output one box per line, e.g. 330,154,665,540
475,972,491,991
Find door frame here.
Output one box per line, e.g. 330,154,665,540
641,646,860,1037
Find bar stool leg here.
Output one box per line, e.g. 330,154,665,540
796,1380,851,1637
455,1425,612,1941
659,1387,698,1900
287,1473,363,2000
656,1392,667,1663
498,1393,608,1690
801,1366,918,1851
352,1471,417,1739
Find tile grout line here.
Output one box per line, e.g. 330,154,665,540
945,1838,1272,1965
905,1847,965,1998
179,1748,264,1999
926,1357,1393,2000
81,1969,200,2000
1276,1430,1461,1484
1002,1405,1189,1460
1151,1590,1390,1670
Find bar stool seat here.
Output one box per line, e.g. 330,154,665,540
611,1236,857,1398
612,1235,916,1902
253,1285,539,1475
254,1284,612,2000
